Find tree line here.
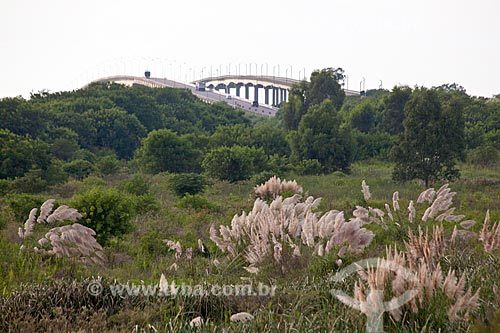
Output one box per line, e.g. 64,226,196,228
1,71,499,193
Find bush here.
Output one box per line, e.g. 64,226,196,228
9,169,47,194
135,193,160,215
0,179,10,196
96,155,120,176
202,145,267,182
176,194,216,210
140,231,170,257
468,145,500,167
63,159,95,180
118,174,151,196
295,159,323,175
2,193,45,222
135,129,200,174
117,175,159,214
251,171,279,186
168,173,205,197
72,187,135,245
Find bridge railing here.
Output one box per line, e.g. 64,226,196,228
194,75,302,87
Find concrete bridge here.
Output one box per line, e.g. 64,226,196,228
193,75,360,107
84,75,280,117
84,73,360,117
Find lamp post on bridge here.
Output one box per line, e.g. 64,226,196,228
261,63,268,77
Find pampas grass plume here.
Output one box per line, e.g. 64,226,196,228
230,312,254,322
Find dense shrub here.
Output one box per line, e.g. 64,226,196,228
96,155,120,176
169,173,205,197
2,193,45,222
251,171,279,186
72,187,135,244
63,159,95,180
202,145,267,182
175,194,216,210
295,159,323,175
468,145,500,167
134,193,161,215
8,169,47,194
117,174,159,214
135,129,200,174
118,174,151,195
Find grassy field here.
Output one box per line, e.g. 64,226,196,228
1,161,500,332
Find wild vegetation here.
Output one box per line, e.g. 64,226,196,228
1,71,500,332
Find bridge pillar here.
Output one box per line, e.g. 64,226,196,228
254,86,259,102
245,85,250,100
264,87,270,105
236,84,242,97
273,87,278,106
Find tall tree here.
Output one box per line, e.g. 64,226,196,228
379,86,412,135
281,68,345,131
349,101,377,133
289,99,353,173
392,88,465,187
307,68,346,111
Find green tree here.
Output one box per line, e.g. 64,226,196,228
136,129,200,174
349,101,377,133
379,86,412,135
282,90,307,131
209,124,252,148
392,88,465,187
0,129,51,179
49,127,80,161
202,145,267,182
289,99,354,173
281,68,345,131
307,68,345,111
250,120,290,157
86,107,147,159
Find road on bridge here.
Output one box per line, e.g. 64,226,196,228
150,78,278,117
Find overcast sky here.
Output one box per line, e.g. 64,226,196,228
1,0,499,98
